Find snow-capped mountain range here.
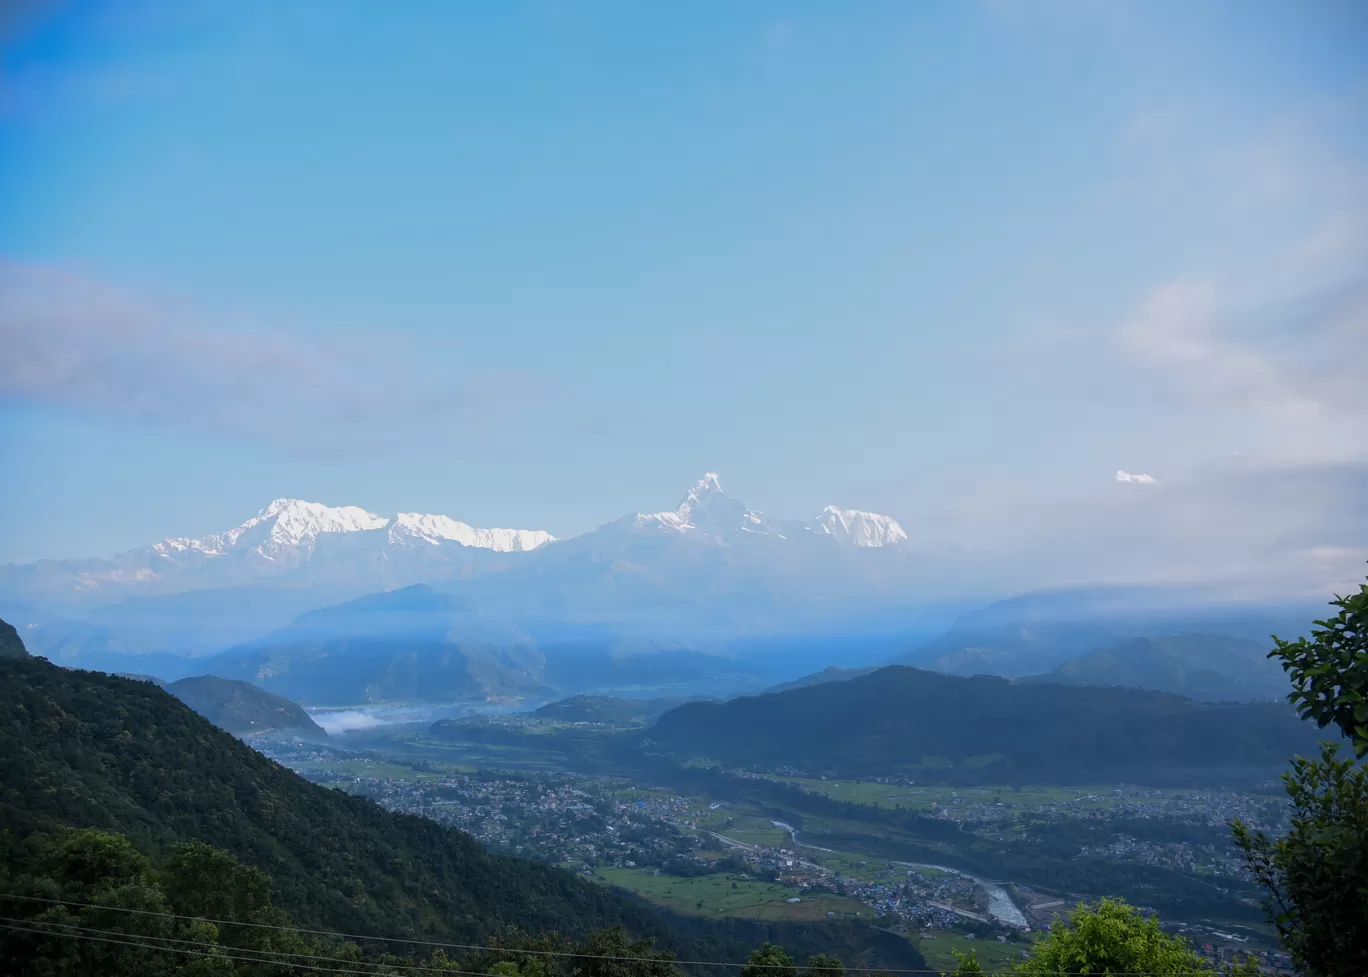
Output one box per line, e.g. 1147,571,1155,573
153,498,554,570
626,472,907,547
0,473,906,609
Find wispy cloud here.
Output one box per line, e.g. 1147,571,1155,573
1114,470,1157,485
0,259,517,445
930,460,1368,600
1116,275,1368,465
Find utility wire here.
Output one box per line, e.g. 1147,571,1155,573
0,921,1255,977
0,893,1272,976
0,920,437,976
0,915,478,977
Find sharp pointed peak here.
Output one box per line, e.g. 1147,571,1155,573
681,471,726,503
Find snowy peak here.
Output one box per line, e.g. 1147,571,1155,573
153,499,388,563
152,499,552,568
390,513,554,552
630,472,776,538
682,472,725,506
808,506,908,547
625,474,904,546
254,499,389,549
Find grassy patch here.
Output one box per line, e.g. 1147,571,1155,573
915,932,1030,973
597,869,868,920
288,759,431,780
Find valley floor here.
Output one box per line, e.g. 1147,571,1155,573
255,716,1290,973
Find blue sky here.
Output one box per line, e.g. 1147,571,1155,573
2,0,1366,586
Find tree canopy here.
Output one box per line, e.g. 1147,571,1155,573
1013,898,1211,975
1232,576,1368,977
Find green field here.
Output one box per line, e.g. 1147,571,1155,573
915,932,1031,972
597,868,868,921
288,758,435,780
767,777,1177,812
371,734,575,772
692,810,793,847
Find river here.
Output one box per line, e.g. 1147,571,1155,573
770,820,1029,930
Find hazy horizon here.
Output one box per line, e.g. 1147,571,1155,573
3,1,1366,598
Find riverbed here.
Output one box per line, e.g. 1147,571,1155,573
769,820,1029,929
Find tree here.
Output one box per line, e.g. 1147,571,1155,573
1231,578,1368,977
804,952,845,977
949,948,983,976
1014,898,1211,975
1268,580,1368,757
565,925,679,977
1,829,235,977
741,943,798,977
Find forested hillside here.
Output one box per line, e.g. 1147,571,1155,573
166,674,328,737
762,665,880,694
0,616,28,658
650,665,1324,784
0,656,927,971
1031,633,1288,701
534,694,685,723
0,656,671,944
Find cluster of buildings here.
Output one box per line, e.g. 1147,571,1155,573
258,741,1287,967
259,742,700,867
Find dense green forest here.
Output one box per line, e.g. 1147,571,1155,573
1,825,925,977
534,695,684,724
762,666,881,695
0,656,661,944
649,666,1324,784
0,654,926,972
165,674,328,738
1,825,688,977
2,616,29,658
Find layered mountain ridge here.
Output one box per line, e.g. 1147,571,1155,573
1,474,907,612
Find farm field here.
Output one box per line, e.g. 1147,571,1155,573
692,811,794,848
915,932,1030,972
597,868,869,921
286,758,436,780
766,777,1167,812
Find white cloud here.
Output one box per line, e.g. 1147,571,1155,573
309,710,383,734
0,259,520,446
930,461,1368,600
1114,470,1157,485
1115,276,1368,465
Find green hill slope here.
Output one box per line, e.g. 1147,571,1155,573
534,694,686,724
650,665,1320,784
762,665,880,694
167,674,328,737
1035,633,1288,701
0,616,28,658
0,656,673,944
0,656,928,971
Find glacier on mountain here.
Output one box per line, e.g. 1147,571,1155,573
389,512,554,552
622,472,905,547
155,498,555,562
809,506,909,547
154,499,391,564
629,472,782,537
0,473,907,616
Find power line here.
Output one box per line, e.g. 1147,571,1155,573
0,915,475,977
0,894,1271,976
0,893,908,973
0,920,428,976
0,920,1255,977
